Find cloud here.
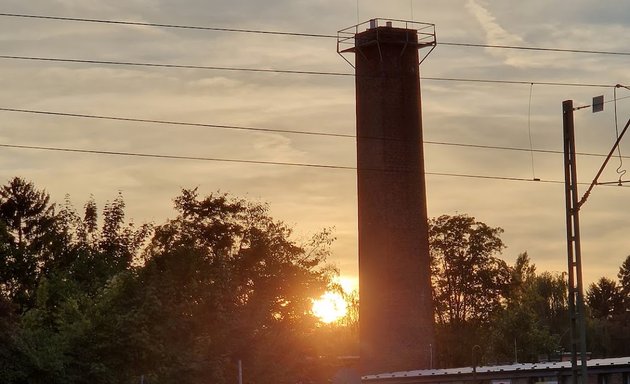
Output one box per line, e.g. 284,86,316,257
464,0,569,69
465,0,522,46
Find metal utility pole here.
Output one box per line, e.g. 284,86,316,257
562,100,588,384
563,95,630,384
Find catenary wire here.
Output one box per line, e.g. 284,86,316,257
2,12,630,57
527,83,537,180
0,54,617,88
2,106,630,161
0,12,336,39
0,55,352,77
437,41,630,56
613,86,627,182
2,17,628,192
0,107,355,138
422,76,611,88
1,141,629,189
0,142,354,170
424,141,630,161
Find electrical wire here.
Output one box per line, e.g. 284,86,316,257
577,118,630,207
1,15,628,199
0,12,335,39
1,107,629,187
603,92,630,106
427,172,558,184
3,106,630,161
613,85,627,184
424,140,630,160
0,55,352,77
527,83,537,181
0,107,354,138
1,141,628,189
2,12,630,57
438,41,630,57
421,76,611,88
0,142,354,170
0,54,616,88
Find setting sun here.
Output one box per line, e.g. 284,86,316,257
312,292,348,323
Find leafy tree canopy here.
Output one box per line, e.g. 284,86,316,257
429,214,509,325
586,277,624,320
0,180,336,384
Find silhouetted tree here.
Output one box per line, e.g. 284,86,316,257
0,295,26,381
585,256,630,358
103,188,334,383
429,214,509,325
428,214,510,367
2,185,334,384
586,277,624,319
58,193,151,294
0,177,61,309
618,255,630,310
488,254,565,363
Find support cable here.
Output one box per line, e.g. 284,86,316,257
2,12,630,57
0,12,335,39
3,106,630,161
0,54,617,88
0,54,352,77
0,140,629,189
439,41,630,56
0,106,354,138
614,85,628,184
578,118,630,207
527,83,538,181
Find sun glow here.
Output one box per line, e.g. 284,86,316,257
312,291,348,323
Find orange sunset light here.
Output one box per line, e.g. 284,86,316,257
312,291,348,323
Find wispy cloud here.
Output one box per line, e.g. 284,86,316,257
465,0,563,68
465,0,523,46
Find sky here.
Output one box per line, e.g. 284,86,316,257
1,0,629,290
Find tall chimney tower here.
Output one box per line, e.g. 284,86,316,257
338,19,437,375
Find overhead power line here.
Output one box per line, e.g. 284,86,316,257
421,76,611,88
0,12,335,39
0,142,354,170
2,106,630,161
0,55,351,77
2,12,630,57
438,42,630,57
1,141,629,189
0,107,354,138
424,140,630,161
0,54,616,88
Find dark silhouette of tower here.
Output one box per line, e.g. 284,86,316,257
338,19,437,375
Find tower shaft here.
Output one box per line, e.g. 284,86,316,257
354,25,434,375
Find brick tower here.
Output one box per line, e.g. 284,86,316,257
338,19,437,375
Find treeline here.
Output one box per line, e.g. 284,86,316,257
0,177,341,384
429,214,630,367
1,176,628,383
